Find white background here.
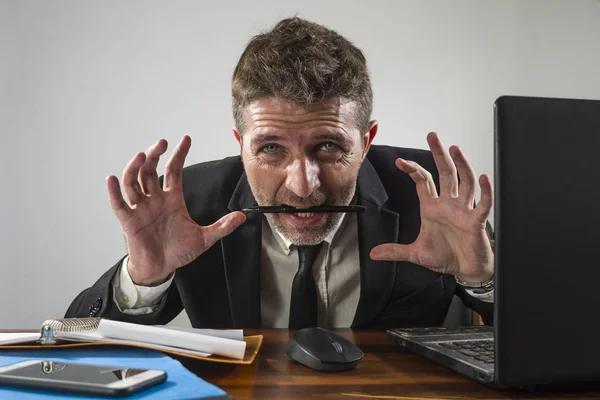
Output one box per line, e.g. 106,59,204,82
1,0,599,328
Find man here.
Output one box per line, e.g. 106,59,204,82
66,18,494,329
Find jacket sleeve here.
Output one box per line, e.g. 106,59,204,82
64,256,184,325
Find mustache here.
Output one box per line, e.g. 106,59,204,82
270,193,329,209
255,183,357,209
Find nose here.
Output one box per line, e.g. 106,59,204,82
285,157,321,198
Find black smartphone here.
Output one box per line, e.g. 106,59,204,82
0,359,167,397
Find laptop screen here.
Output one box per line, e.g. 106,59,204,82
494,96,600,387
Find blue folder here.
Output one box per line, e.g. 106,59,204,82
0,347,228,399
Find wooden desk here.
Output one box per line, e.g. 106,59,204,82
179,330,600,400
2,329,598,399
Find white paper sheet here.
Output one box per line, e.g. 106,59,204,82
159,326,244,341
0,332,41,345
90,320,246,359
62,332,211,357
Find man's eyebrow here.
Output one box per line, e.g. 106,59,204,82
250,135,285,146
313,132,353,146
249,131,354,147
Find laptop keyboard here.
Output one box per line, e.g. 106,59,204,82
438,340,495,364
392,326,490,336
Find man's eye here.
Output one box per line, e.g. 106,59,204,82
261,144,280,153
319,142,339,152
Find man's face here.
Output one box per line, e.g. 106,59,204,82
235,97,377,245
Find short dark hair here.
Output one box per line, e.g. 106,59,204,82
232,17,373,134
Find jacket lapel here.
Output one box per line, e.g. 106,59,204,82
352,159,400,327
221,172,262,328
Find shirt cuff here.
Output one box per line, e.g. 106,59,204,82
464,288,494,303
111,256,174,314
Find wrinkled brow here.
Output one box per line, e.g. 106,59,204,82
250,132,354,148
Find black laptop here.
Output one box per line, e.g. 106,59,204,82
387,95,600,389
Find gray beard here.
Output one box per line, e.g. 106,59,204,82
264,184,356,246
266,211,345,246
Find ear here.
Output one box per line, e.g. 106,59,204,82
361,120,378,160
233,124,242,145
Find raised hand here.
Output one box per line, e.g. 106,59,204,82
370,132,494,283
106,135,246,286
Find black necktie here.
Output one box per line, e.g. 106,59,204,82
289,244,323,329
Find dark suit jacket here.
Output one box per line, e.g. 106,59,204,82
65,145,493,328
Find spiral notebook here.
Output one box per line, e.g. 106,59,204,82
0,318,262,365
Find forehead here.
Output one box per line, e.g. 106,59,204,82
242,97,358,133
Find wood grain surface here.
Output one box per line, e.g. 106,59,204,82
3,328,598,399
178,329,600,400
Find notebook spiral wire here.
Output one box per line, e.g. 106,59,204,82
38,318,101,345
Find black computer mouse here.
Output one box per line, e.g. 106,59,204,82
286,327,364,372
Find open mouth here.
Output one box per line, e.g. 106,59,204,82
280,204,322,220
295,212,316,218
279,206,325,226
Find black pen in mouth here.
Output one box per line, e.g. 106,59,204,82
241,205,366,214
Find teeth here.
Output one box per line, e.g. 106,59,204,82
296,213,315,218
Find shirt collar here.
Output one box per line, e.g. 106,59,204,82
266,214,347,255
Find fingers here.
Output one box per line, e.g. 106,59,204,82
427,132,458,198
122,152,147,205
202,211,247,249
120,136,187,207
139,139,168,195
395,158,438,199
106,175,133,223
474,174,494,223
449,145,477,207
164,135,192,191
370,243,414,263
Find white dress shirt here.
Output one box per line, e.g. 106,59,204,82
259,213,360,328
